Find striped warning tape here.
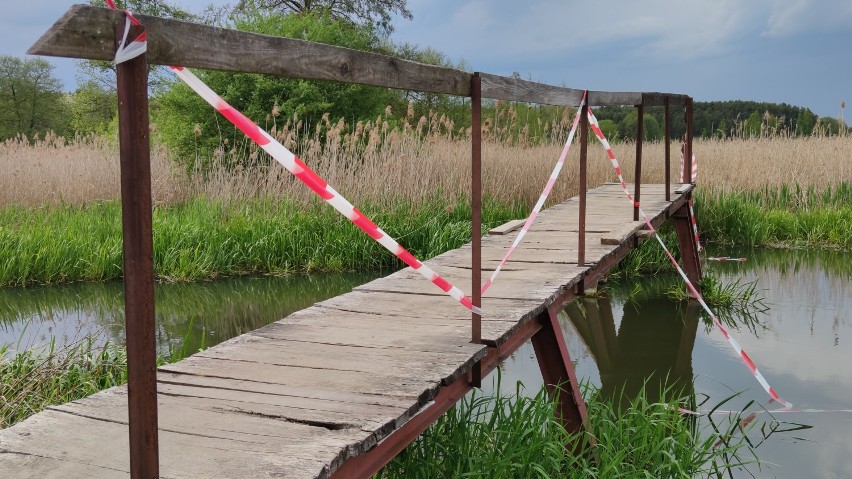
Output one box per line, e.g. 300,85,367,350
679,150,698,182
106,7,481,315
586,109,792,409
104,1,148,64
688,199,702,252
681,406,852,416
481,92,586,294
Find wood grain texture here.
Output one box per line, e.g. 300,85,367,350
29,6,692,105
29,5,472,96
0,183,693,479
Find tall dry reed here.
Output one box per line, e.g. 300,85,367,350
0,133,189,207
1,117,848,210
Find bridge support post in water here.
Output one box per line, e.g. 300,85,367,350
531,303,592,451
115,23,160,479
672,199,703,295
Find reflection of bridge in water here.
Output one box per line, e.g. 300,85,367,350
565,297,700,408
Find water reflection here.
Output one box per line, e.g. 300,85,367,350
564,297,700,409
492,247,852,478
0,272,378,356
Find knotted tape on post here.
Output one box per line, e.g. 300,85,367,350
481,92,587,294
106,1,147,64
103,3,481,315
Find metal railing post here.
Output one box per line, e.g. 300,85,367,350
634,101,644,221
470,73,482,387
684,98,694,183
115,23,159,479
665,97,671,201
578,97,589,267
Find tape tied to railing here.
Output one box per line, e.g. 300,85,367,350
105,5,481,315
586,108,792,409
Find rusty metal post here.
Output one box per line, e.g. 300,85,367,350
116,24,159,479
634,102,644,221
684,98,694,184
470,73,482,387
673,201,702,294
664,97,671,201
578,99,589,267
531,306,592,454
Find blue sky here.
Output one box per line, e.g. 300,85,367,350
4,0,851,118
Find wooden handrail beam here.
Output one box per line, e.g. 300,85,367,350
28,5,472,96
30,5,691,106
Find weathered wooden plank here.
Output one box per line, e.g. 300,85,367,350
1,406,345,479
29,5,472,96
30,6,691,106
488,218,525,235
601,221,644,245
642,92,690,107
479,73,585,105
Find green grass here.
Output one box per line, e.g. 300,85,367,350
0,197,525,287
0,339,132,428
694,183,852,250
377,383,756,479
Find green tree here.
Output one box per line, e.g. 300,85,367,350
153,10,394,163
815,117,841,135
69,81,116,135
0,56,69,140
617,110,661,141
597,119,619,142
237,0,412,34
796,110,817,136
744,111,762,138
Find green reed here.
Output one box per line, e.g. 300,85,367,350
0,197,525,287
1,338,131,428
693,183,851,250
377,382,755,479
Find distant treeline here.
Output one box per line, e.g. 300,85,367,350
591,100,845,142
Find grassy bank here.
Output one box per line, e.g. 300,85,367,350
0,339,131,428
377,384,753,478
694,183,851,249
0,197,524,287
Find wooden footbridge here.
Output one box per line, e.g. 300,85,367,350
1,6,701,478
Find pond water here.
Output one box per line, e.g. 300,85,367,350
489,247,852,479
1,248,849,477
0,272,378,356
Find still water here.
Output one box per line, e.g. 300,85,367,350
490,248,852,479
0,272,378,356
1,249,849,477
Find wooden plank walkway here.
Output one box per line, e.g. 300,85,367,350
0,183,693,479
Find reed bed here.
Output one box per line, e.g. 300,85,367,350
0,339,130,429
377,383,755,479
1,116,848,286
2,117,847,209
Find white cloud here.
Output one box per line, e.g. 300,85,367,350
764,0,852,36
405,0,766,65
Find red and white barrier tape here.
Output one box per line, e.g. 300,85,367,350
679,151,697,182
105,1,148,64
586,109,792,409
107,7,481,315
707,257,748,262
688,199,702,252
481,92,586,294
